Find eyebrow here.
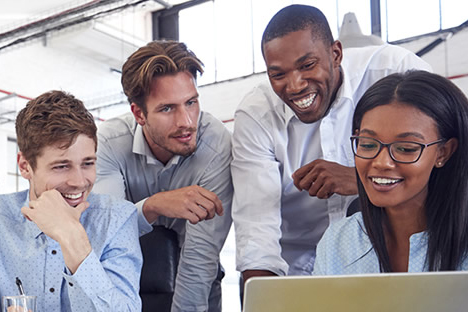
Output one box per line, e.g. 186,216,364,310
267,53,315,71
359,129,425,140
156,93,199,109
48,156,97,166
295,53,315,65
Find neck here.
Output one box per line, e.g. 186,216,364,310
142,127,173,165
329,66,343,109
383,204,426,272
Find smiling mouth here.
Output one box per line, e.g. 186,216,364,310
62,192,83,200
371,177,403,185
292,93,317,109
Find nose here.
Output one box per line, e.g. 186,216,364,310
175,106,193,128
286,70,307,95
67,167,88,189
372,146,396,169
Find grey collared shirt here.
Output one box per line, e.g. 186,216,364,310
94,111,233,312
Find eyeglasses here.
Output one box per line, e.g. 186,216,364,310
350,136,445,164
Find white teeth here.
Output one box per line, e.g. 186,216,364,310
372,177,400,185
292,93,316,108
63,193,82,200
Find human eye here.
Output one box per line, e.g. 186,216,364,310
83,160,95,168
301,61,316,70
187,99,198,107
268,71,285,80
52,164,69,171
393,142,420,154
358,139,378,151
160,105,172,113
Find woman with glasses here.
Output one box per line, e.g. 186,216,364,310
313,70,468,274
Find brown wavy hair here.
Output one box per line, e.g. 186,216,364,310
15,90,97,170
121,40,204,115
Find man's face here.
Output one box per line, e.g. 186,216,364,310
263,28,342,123
18,134,97,207
131,71,200,164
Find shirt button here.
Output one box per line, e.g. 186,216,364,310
51,250,57,255
69,282,74,287
49,288,55,293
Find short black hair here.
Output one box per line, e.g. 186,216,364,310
261,5,334,55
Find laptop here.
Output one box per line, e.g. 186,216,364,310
243,271,468,312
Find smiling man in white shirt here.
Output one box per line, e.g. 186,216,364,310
231,4,432,284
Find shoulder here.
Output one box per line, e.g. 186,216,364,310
97,112,136,143
343,44,430,74
323,212,366,243
315,212,373,274
317,212,371,262
197,111,232,156
0,190,28,219
84,192,137,225
236,79,284,120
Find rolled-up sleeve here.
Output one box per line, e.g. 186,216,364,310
231,108,289,276
171,131,233,312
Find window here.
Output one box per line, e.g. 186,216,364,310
178,0,466,83
2,138,28,194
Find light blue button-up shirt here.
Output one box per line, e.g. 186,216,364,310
314,212,468,275
0,190,142,311
94,111,233,312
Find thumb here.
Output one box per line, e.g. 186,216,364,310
21,206,33,222
75,201,90,214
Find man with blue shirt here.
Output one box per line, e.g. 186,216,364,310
0,90,142,311
94,40,232,312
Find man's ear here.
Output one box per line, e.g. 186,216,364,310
17,152,33,180
131,103,146,126
435,138,458,168
331,40,343,68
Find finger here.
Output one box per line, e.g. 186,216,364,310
189,203,209,221
198,188,224,216
75,201,90,214
316,186,333,199
292,164,313,190
293,162,319,191
196,197,217,220
21,206,33,222
308,177,324,197
297,171,318,192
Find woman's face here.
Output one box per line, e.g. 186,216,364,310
355,101,443,211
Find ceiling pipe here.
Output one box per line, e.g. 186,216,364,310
152,0,172,8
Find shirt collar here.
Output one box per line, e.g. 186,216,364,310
132,124,181,167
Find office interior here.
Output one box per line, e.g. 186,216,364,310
0,1,467,311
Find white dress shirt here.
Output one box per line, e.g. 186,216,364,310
94,111,233,312
231,44,432,276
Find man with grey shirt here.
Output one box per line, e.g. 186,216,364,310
94,40,232,312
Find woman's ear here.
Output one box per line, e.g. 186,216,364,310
435,138,458,168
17,152,33,180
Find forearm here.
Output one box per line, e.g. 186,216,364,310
64,251,141,311
242,270,277,283
59,224,92,274
172,213,232,311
